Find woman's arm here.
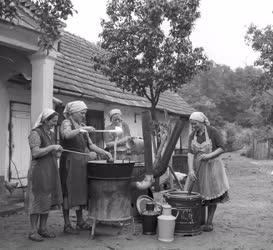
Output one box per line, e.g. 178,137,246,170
29,131,61,159
89,143,112,159
198,147,224,161
60,120,82,140
187,152,197,180
31,145,60,159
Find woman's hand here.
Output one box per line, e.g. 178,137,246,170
80,126,95,133
188,170,197,181
51,145,63,152
104,151,113,161
198,153,211,161
118,136,130,145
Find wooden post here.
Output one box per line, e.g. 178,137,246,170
141,111,153,175
153,116,187,178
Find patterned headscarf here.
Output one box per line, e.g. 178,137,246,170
63,101,87,118
33,108,56,129
189,112,210,126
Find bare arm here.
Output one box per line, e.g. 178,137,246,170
29,131,61,159
31,145,60,159
198,147,224,161
89,143,112,159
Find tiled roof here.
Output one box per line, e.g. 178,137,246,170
54,32,195,116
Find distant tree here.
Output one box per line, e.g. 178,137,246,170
180,64,261,127
245,23,273,125
94,0,209,121
0,0,76,51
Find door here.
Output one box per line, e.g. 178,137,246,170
86,110,105,148
9,102,31,187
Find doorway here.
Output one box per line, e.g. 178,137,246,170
9,102,31,187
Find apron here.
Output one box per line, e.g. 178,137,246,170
184,127,229,200
59,119,90,209
26,127,63,214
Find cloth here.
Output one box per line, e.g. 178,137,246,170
184,126,229,202
189,112,210,126
59,118,92,209
109,109,122,119
63,101,87,118
25,127,63,214
104,121,131,160
33,108,56,129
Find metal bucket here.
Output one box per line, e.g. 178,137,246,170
87,160,135,222
164,190,202,236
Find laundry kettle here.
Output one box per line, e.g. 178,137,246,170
157,203,178,242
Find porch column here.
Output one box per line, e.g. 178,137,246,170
29,51,57,126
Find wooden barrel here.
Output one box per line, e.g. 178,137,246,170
164,190,202,236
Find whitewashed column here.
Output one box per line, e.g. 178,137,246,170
29,51,57,126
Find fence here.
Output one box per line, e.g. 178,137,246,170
251,138,271,160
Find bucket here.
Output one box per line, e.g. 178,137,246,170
164,190,202,236
127,137,144,155
142,203,159,235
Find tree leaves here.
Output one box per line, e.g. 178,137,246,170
95,0,209,118
1,0,76,52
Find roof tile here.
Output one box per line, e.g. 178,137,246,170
54,32,195,116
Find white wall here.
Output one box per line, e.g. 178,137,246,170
0,80,10,178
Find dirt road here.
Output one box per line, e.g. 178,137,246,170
0,152,273,250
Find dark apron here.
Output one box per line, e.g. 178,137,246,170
31,127,63,208
59,120,90,208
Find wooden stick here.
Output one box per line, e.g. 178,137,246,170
168,165,184,191
62,149,90,156
187,162,202,195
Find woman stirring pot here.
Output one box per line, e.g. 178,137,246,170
184,112,229,232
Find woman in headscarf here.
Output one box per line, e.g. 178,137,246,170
104,108,131,160
59,101,112,234
184,111,229,232
26,108,63,242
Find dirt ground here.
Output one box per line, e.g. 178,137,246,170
0,151,273,250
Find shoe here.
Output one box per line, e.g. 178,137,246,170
76,221,92,230
38,229,56,238
63,224,79,235
28,231,44,242
202,224,213,232
136,175,154,190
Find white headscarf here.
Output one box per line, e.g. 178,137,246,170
63,101,88,118
109,109,122,119
189,112,210,126
33,108,56,129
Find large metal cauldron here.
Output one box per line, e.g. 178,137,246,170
164,190,202,236
87,160,135,222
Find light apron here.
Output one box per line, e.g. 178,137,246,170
184,127,229,201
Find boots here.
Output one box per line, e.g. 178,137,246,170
136,175,154,190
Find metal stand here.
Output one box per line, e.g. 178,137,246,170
87,199,135,239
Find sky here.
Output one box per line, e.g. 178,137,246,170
65,0,273,69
